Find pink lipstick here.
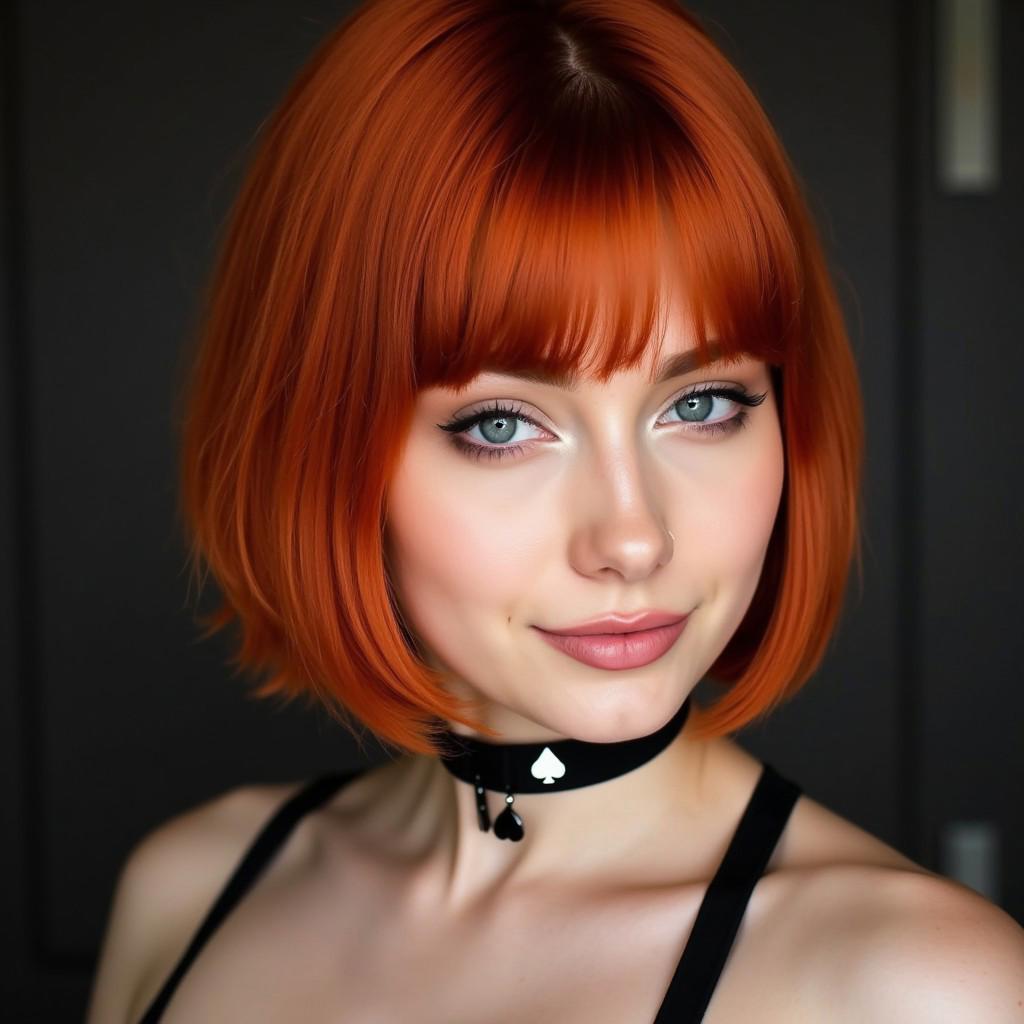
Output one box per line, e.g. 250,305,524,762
533,611,689,670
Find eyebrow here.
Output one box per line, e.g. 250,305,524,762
480,340,726,391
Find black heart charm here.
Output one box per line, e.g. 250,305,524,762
493,804,524,841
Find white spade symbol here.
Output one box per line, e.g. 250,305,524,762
531,747,566,785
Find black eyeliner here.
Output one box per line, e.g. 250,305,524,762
435,385,769,457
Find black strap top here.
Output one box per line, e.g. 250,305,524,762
137,760,801,1023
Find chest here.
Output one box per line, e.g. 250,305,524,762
155,861,813,1024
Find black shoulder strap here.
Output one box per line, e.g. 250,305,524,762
136,769,366,1024
653,761,802,1023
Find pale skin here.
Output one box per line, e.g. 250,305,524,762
87,303,1024,1022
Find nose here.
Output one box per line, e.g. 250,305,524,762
566,450,675,583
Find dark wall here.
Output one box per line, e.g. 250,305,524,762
915,0,1023,925
1,1,1020,1016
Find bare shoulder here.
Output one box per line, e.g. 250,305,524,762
713,745,1024,1022
764,773,1024,1024
790,865,1024,1023
85,780,302,1024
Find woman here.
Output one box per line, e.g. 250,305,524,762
86,0,1024,1021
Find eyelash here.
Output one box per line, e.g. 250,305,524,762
436,384,768,462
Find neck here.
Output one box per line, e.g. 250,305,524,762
408,706,714,911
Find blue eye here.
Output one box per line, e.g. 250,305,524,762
661,384,765,432
437,385,767,462
436,399,547,461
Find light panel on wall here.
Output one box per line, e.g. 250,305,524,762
936,0,999,194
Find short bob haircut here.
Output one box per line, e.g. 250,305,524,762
176,0,864,758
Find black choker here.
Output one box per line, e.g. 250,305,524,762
436,696,691,841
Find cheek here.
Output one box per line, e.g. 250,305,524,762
383,436,548,633
681,416,785,600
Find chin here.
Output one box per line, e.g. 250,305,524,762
539,689,690,745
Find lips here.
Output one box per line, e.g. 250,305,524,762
540,609,687,636
533,614,690,670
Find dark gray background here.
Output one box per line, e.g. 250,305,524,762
1,0,1021,1016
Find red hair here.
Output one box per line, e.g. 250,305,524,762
175,0,864,757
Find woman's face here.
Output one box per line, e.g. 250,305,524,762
383,307,784,743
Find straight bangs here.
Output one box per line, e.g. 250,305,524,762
177,0,863,756
410,58,799,394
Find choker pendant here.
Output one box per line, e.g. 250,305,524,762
493,788,524,842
